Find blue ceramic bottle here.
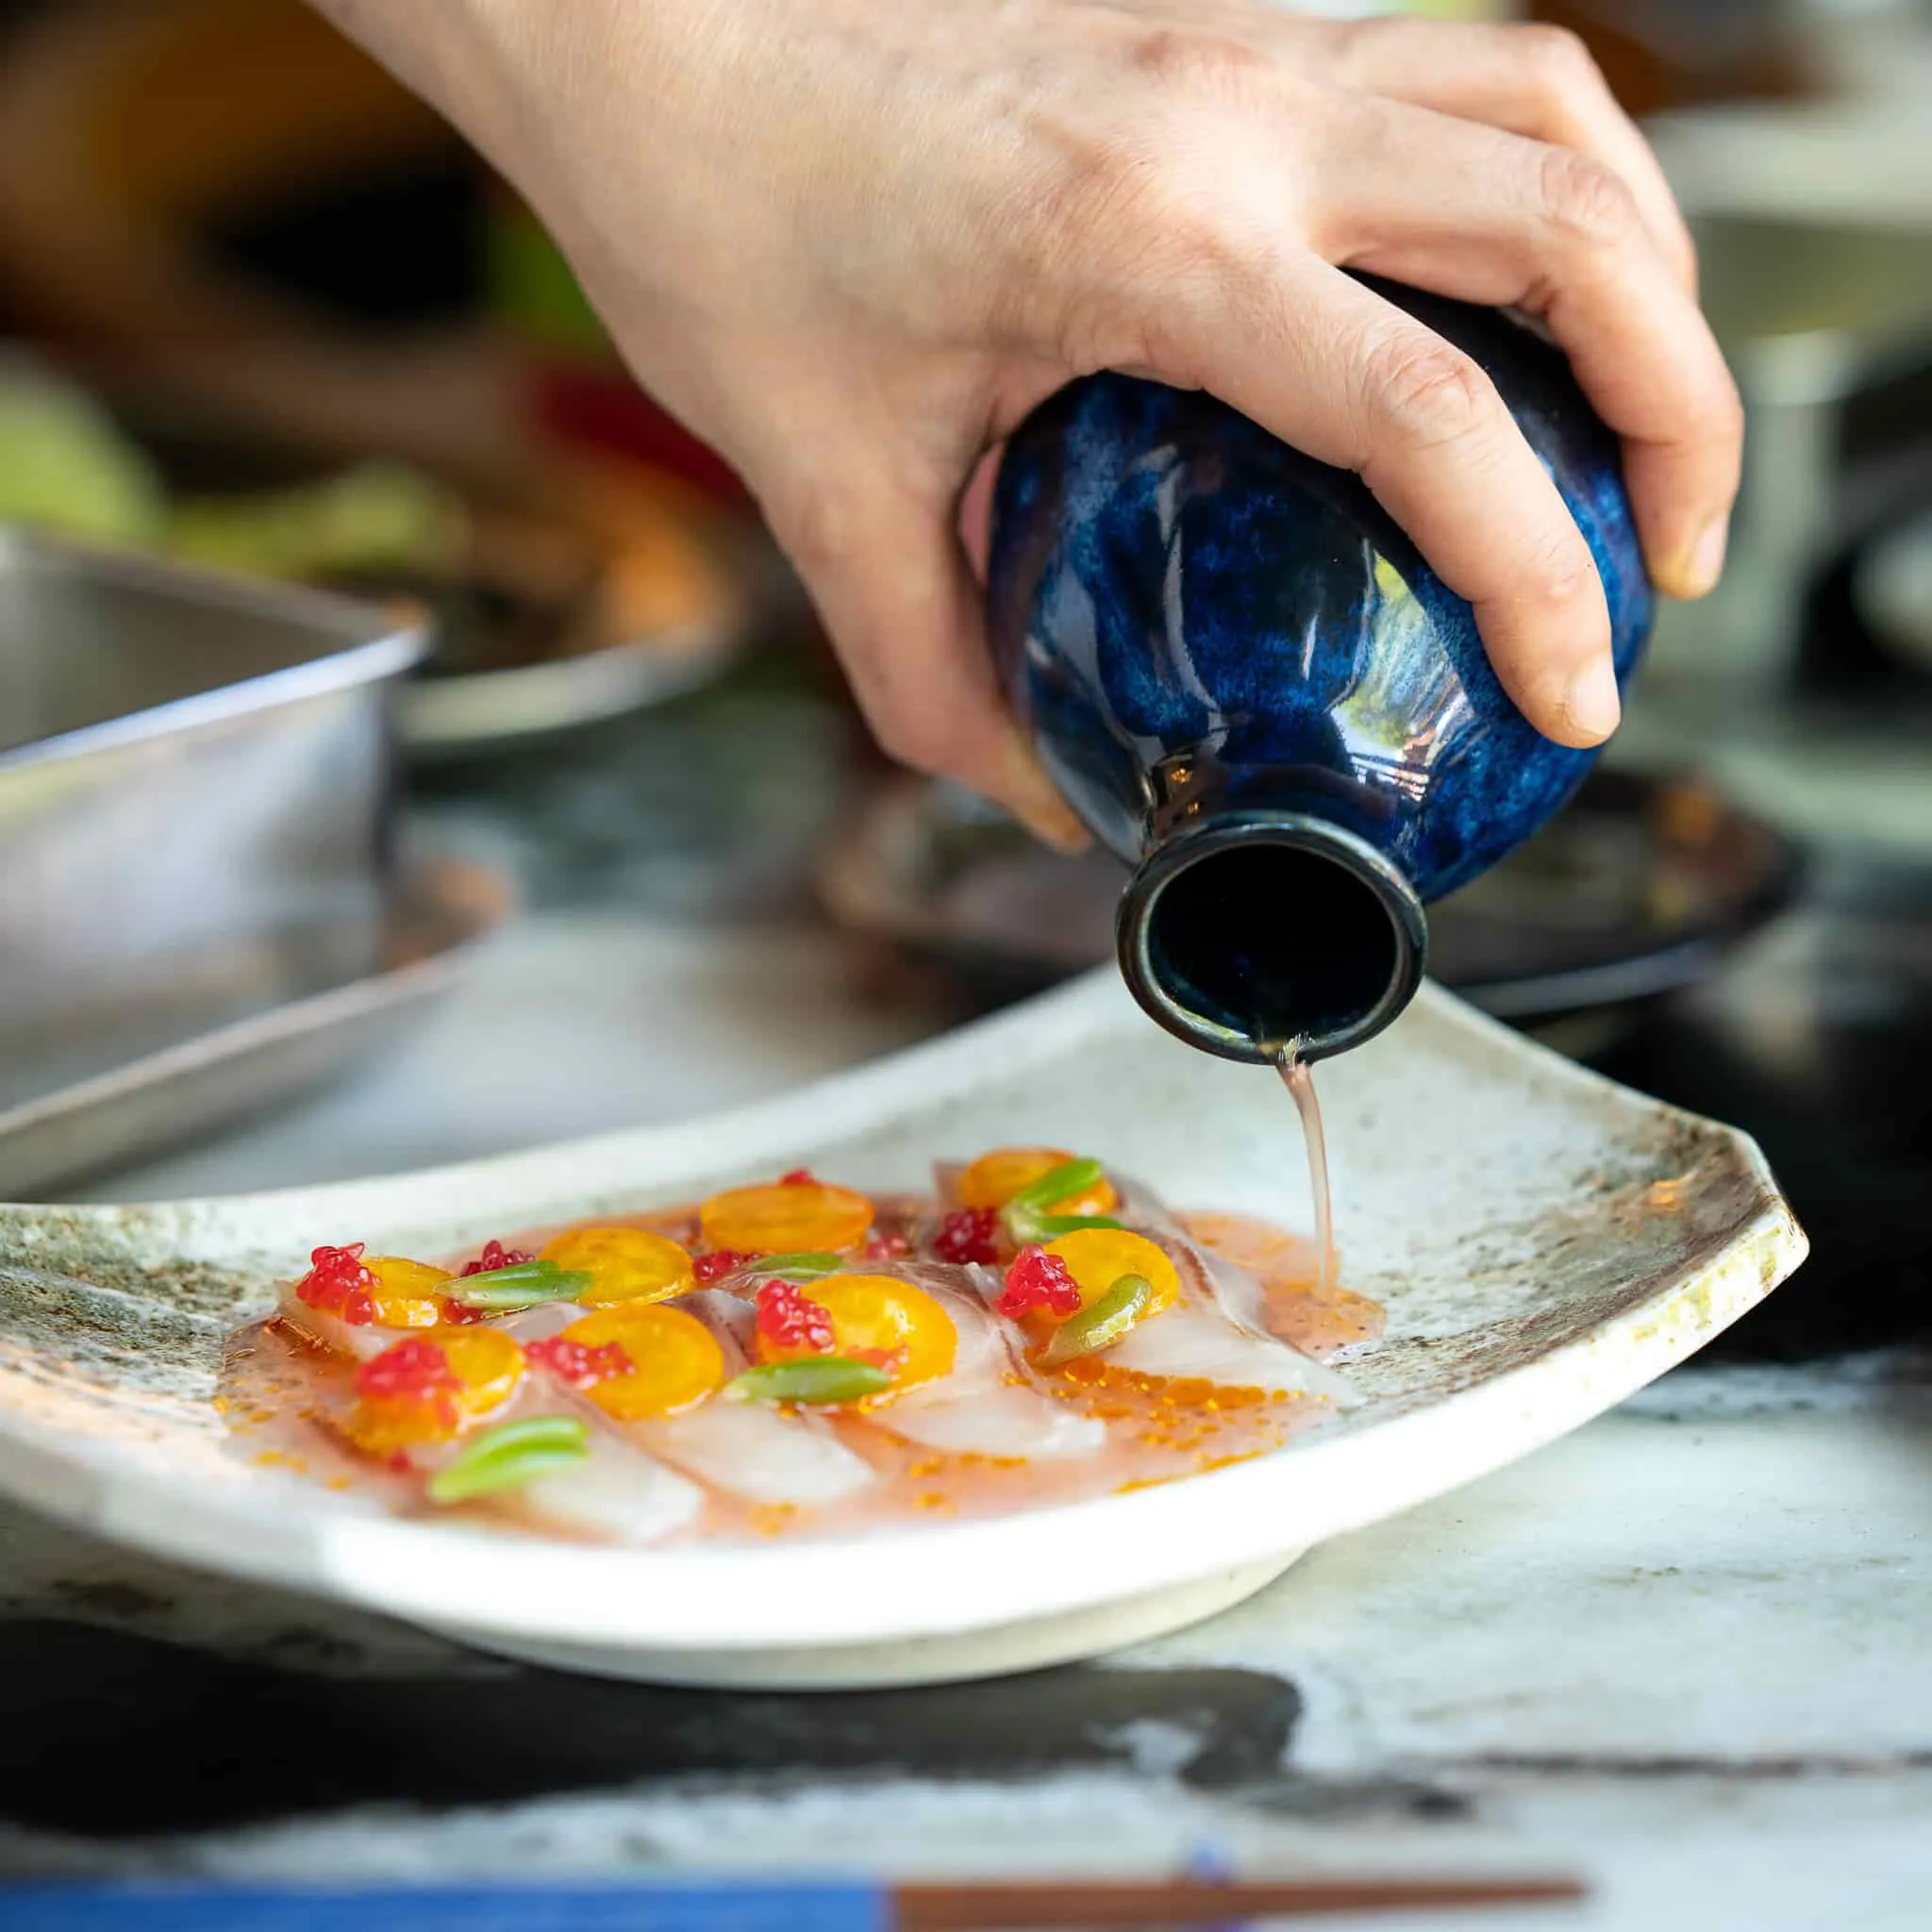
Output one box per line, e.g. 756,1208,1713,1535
986,276,1654,1063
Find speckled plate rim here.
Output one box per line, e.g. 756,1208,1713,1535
0,972,1807,1662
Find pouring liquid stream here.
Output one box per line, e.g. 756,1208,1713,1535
1274,1043,1336,1297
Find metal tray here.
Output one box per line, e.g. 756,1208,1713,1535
0,527,425,1094
0,855,510,1200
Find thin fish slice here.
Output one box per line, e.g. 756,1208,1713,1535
1105,1291,1356,1406
865,1273,1107,1462
630,1399,877,1507
625,1292,879,1507
277,1289,410,1363
514,1437,706,1544
883,1380,1105,1459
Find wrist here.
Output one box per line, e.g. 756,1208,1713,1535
307,0,619,192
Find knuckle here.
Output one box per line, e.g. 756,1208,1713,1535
1362,331,1496,451
1519,530,1603,612
1128,25,1269,97
1022,126,1171,287
1512,22,1607,98
1536,146,1640,253
1700,366,1746,446
1032,155,1245,376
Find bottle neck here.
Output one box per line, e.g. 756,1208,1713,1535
1116,811,1427,1064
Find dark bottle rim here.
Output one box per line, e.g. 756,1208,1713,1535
1116,812,1429,1065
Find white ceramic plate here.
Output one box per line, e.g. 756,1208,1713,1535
0,972,1806,1688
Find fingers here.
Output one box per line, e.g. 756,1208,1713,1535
1324,17,1698,294
1307,96,1741,604
1141,256,1617,744
770,463,1090,849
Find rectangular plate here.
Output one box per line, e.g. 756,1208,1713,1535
0,973,1806,1687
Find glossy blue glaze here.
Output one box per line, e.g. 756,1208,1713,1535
986,277,1654,1058
989,282,1652,895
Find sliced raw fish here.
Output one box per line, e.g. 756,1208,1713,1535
277,1289,412,1363
1106,1293,1355,1406
515,1438,705,1544
861,1272,1107,1461
630,1399,877,1507
626,1291,878,1507
882,1380,1105,1459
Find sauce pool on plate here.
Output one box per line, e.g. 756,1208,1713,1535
219,1149,1384,1546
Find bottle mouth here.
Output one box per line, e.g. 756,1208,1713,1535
1117,815,1428,1064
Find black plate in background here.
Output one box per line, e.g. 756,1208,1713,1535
818,769,1803,1033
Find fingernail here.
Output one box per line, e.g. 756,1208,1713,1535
1562,655,1622,744
1681,515,1728,597
1003,734,1091,854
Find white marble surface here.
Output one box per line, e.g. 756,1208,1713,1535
2,1353,1928,1928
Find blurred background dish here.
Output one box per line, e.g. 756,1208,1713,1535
817,771,1803,1056
1855,507,1932,679
0,355,758,759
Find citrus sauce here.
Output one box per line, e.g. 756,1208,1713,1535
1275,1045,1336,1298
216,1192,1376,1547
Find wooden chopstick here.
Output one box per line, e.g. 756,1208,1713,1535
897,1874,1585,1926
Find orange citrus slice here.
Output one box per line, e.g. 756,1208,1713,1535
344,1324,525,1456
1041,1228,1181,1321
698,1181,874,1257
539,1226,694,1305
756,1273,957,1395
957,1148,1118,1218
562,1305,726,1422
363,1255,457,1329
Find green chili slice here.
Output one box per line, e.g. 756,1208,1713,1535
1039,1274,1154,1367
724,1357,892,1406
749,1251,843,1282
426,1414,590,1504
450,1259,593,1310
1003,1158,1104,1215
1000,1158,1113,1243
1029,1213,1124,1237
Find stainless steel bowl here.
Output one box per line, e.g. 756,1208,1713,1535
0,527,425,1108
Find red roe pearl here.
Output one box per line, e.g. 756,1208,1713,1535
755,1279,835,1354
932,1208,999,1266
527,1336,633,1390
778,1168,817,1188
296,1243,376,1325
692,1249,749,1284
356,1337,458,1404
458,1240,533,1277
996,1244,1082,1319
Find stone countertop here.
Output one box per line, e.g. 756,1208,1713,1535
1,1351,1927,1930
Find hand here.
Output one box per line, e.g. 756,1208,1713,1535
319,0,1740,847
